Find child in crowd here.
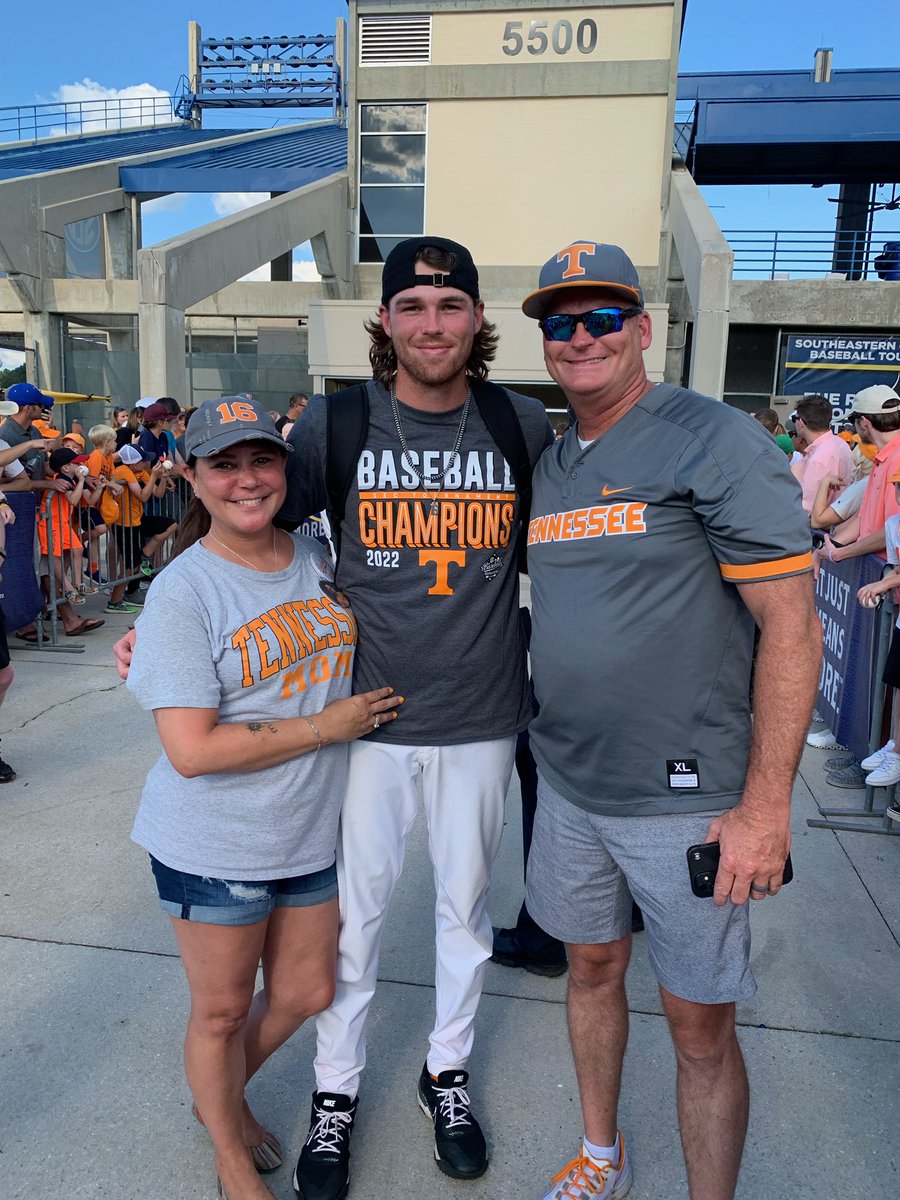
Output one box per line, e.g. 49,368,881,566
106,445,177,615
85,424,125,583
37,447,104,602
857,466,900,813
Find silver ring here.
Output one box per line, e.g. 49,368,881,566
750,883,769,895
373,718,380,730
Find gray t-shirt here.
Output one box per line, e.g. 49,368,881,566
280,380,554,745
0,418,44,479
527,383,812,817
128,534,356,878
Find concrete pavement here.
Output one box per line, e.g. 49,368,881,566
1,613,898,1199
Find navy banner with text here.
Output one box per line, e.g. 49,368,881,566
815,554,885,761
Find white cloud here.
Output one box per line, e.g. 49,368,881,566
142,194,188,215
239,265,271,282
293,260,322,283
212,193,264,217
51,79,172,134
0,349,25,371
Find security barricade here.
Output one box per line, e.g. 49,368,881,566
37,473,182,648
808,553,900,836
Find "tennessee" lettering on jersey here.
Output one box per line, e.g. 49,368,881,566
528,502,647,545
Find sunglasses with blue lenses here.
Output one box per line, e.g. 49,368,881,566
538,306,643,342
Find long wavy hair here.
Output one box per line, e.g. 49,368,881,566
364,245,499,386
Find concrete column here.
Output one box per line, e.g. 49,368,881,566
138,303,186,400
689,309,729,400
269,194,291,281
104,208,134,280
22,309,63,391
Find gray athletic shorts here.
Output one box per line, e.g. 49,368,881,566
525,774,757,1005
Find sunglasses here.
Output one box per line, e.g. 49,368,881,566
538,306,643,342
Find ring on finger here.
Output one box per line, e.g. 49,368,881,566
749,882,769,895
373,717,380,730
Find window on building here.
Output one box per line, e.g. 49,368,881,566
358,103,426,263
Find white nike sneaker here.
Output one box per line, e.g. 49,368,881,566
806,728,846,749
860,739,896,771
540,1138,632,1200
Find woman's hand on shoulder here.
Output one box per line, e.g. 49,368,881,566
316,686,403,744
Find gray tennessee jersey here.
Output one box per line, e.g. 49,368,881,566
527,383,812,817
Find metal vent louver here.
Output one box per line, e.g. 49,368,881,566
359,14,432,65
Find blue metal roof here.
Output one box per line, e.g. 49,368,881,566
118,122,347,193
676,69,900,184
0,125,246,180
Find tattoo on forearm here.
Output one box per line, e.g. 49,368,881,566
247,721,278,734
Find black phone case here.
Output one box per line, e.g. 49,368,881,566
687,841,794,898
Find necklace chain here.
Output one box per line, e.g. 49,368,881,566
389,383,471,515
206,529,280,572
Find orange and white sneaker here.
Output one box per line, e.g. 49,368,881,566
539,1137,632,1200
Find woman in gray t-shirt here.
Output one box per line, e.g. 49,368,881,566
127,397,402,1200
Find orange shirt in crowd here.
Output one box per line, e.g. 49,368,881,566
112,464,150,526
858,434,900,545
37,486,78,555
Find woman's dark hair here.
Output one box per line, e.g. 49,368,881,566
126,407,142,434
364,245,498,386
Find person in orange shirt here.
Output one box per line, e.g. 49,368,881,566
106,445,175,615
819,386,900,566
37,448,104,602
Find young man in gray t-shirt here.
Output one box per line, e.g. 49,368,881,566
283,237,553,1198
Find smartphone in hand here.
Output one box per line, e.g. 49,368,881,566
687,841,794,899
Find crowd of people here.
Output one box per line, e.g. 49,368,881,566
93,235,824,1200
761,383,900,809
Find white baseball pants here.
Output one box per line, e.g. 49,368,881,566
313,736,516,1097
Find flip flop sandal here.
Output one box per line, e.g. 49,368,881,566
65,618,105,636
191,1102,284,1173
14,629,39,643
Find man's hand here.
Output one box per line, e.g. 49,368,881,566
47,477,71,493
706,803,792,906
113,628,137,680
0,504,15,527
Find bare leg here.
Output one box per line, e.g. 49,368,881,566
660,987,748,1200
566,937,632,1145
239,898,339,1141
169,916,275,1200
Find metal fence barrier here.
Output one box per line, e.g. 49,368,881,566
34,475,185,649
0,96,178,143
808,566,900,838
724,228,900,281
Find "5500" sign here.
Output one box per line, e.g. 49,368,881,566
501,17,598,57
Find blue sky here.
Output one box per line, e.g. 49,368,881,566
0,0,897,331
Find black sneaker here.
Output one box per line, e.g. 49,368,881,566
0,752,15,783
491,926,567,977
417,1063,488,1180
292,1091,357,1200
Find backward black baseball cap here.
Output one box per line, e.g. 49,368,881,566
381,236,480,306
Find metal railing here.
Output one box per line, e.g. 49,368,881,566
34,475,184,649
723,229,900,281
0,95,179,144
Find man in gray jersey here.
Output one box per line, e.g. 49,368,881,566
520,241,820,1200
281,237,553,1199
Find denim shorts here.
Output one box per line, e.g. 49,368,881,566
150,856,338,926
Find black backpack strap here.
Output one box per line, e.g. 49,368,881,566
473,381,535,568
325,383,370,563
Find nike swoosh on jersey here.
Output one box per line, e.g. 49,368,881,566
601,484,632,496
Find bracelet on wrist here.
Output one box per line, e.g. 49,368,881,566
305,716,322,752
